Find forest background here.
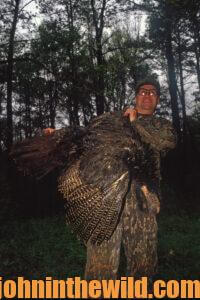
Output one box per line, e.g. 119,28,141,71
0,0,200,281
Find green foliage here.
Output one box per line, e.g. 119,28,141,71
105,28,156,110
0,211,199,280
0,215,86,279
157,213,200,279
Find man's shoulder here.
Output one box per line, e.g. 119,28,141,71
136,115,175,141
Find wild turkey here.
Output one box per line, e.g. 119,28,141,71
10,111,160,245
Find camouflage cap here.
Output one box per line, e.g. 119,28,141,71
135,78,161,96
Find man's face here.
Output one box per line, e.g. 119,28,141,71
135,84,159,115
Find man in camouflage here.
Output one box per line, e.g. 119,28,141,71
84,78,177,280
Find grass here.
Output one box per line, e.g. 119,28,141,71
0,215,86,280
1,211,200,280
157,213,200,280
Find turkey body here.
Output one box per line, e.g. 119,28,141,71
10,111,160,245
58,112,160,245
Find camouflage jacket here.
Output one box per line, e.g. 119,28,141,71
128,113,176,182
133,113,177,157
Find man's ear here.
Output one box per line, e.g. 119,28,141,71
157,96,160,104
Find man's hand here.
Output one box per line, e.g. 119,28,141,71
124,108,138,122
141,185,160,214
43,128,56,135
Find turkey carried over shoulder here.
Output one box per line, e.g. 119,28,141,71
57,112,160,245
10,112,160,245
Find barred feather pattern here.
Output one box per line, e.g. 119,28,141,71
58,161,102,241
58,159,130,245
58,112,161,245
89,171,129,244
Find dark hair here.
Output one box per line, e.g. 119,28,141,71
135,78,161,96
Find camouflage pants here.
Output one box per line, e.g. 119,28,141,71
84,185,158,280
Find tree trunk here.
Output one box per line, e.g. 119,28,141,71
48,81,57,129
96,45,105,115
193,37,200,92
165,25,181,141
91,0,106,115
66,0,80,125
191,12,200,91
177,30,187,137
25,83,32,138
6,0,20,150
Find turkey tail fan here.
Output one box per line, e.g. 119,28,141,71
9,127,86,179
58,161,129,245
89,171,130,245
58,161,105,243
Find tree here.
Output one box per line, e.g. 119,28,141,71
0,0,36,149
145,0,182,139
6,0,21,149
